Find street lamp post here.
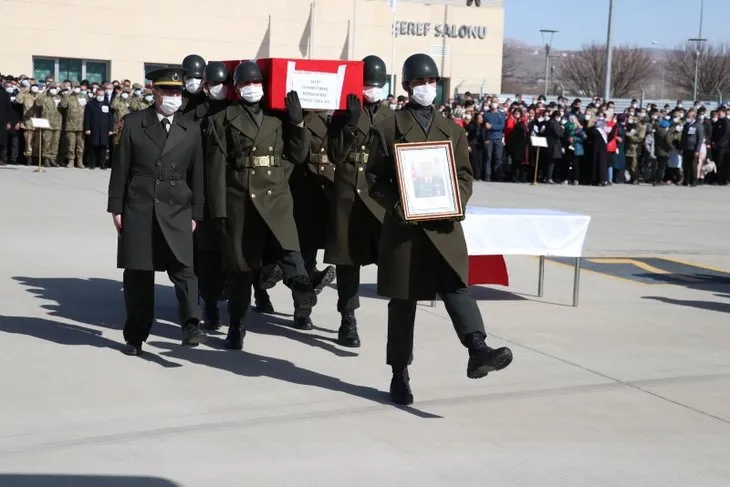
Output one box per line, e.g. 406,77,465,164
603,0,615,101
689,37,707,100
540,29,557,97
651,40,666,99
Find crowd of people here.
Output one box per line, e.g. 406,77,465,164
2,72,727,189
0,75,154,168
434,93,729,187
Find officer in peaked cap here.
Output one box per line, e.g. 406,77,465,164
108,65,207,356
206,61,317,350
325,54,393,348
180,54,207,119
365,53,513,406
193,60,232,331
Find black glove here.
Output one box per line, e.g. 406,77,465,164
392,201,417,226
285,91,303,126
345,93,361,128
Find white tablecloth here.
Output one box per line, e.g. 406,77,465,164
462,207,591,257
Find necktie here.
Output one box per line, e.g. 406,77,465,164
161,118,170,137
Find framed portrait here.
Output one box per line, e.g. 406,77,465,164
393,141,463,222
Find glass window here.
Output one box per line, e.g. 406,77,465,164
58,58,82,83
84,61,107,84
33,58,56,81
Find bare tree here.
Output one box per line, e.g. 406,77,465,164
502,42,517,82
559,43,655,98
665,42,730,100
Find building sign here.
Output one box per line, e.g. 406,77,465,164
392,21,487,40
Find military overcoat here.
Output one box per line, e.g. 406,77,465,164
366,108,473,301
206,103,310,273
194,99,229,252
324,105,392,266
107,107,204,271
290,111,336,251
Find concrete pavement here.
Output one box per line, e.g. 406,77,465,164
1,165,729,486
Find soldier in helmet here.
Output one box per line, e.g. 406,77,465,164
194,61,232,330
283,107,338,330
325,55,393,348
366,53,514,405
206,61,316,349
181,54,207,120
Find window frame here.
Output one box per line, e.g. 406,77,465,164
32,56,110,82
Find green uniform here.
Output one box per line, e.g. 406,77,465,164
59,93,86,167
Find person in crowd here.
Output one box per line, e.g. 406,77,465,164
544,109,563,184
466,112,486,180
711,106,729,185
625,112,646,184
680,108,703,187
506,108,530,183
483,98,505,181
563,113,583,185
83,86,112,170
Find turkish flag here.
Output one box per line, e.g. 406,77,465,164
468,255,509,286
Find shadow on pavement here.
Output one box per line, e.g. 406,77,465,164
13,276,186,341
0,474,182,487
148,340,443,419
335,283,525,302
0,315,181,368
643,296,730,314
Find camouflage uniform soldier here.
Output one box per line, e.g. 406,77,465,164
59,84,86,168
111,88,131,132
14,83,40,164
128,84,147,112
34,83,63,167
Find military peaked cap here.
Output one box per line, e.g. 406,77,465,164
146,67,188,89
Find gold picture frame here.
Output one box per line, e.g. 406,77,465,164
393,141,463,222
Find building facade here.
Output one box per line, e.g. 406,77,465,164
1,0,504,103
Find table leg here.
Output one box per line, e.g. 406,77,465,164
537,256,545,297
572,257,582,307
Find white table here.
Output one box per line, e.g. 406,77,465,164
431,207,591,307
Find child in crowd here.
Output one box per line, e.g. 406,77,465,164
666,139,683,185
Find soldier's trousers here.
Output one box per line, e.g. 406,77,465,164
294,246,319,317
336,265,360,313
228,271,254,324
41,129,60,163
23,130,34,159
122,265,200,345
196,248,225,305
65,131,85,165
386,256,486,369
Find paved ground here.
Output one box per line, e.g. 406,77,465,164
1,165,729,487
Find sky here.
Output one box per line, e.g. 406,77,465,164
504,0,729,50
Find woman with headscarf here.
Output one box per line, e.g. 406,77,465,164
466,112,486,180
563,113,585,185
506,108,530,183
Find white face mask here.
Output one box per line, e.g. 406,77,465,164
363,86,382,103
121,93,129,99
411,83,437,107
31,86,39,93
21,80,30,87
159,95,182,115
144,95,153,103
72,87,81,94
96,95,105,102
5,87,13,94
239,83,264,103
49,88,58,96
490,103,498,110
208,84,228,101
105,89,112,95
185,77,202,94
134,90,141,97
388,103,397,110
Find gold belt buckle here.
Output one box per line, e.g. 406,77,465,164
317,154,330,164
252,156,271,167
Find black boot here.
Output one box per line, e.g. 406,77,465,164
181,320,207,347
292,308,314,330
465,332,513,379
287,275,317,309
312,265,336,295
203,300,220,330
259,264,283,290
390,366,413,405
253,296,274,314
225,317,246,350
337,312,360,348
